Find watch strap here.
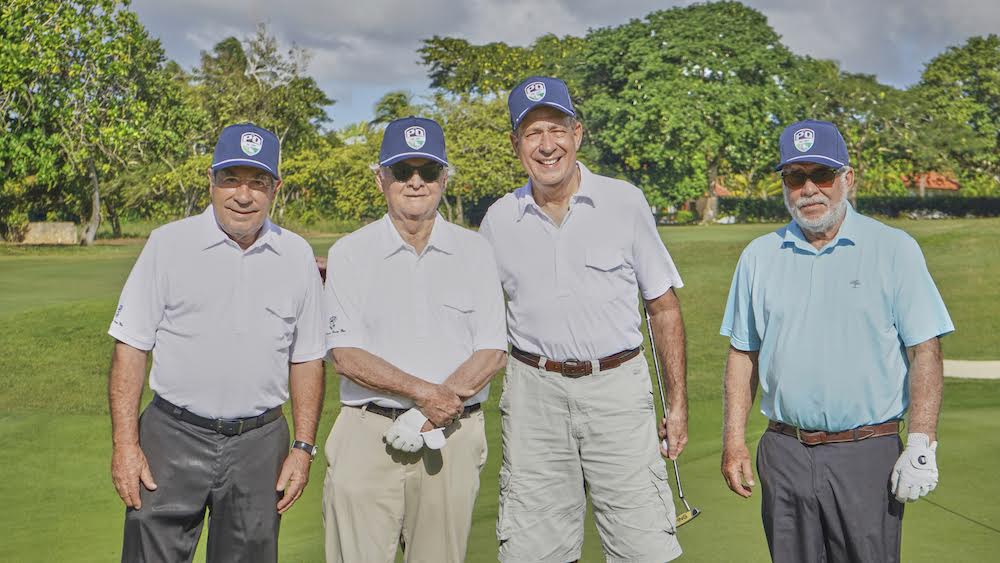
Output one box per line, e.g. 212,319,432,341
291,440,318,459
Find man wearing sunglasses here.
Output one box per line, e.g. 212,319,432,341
480,76,687,562
108,123,327,562
321,116,507,562
720,119,954,562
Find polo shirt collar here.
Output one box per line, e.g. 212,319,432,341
515,161,597,221
381,212,455,258
782,203,858,254
199,205,283,255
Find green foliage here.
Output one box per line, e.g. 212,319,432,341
718,196,1000,222
578,1,798,207
432,95,524,224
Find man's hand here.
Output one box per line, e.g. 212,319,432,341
276,448,312,514
111,443,157,509
891,432,938,503
721,443,755,498
384,409,427,453
658,408,688,459
415,383,463,427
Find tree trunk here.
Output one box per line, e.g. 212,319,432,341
441,195,454,222
106,197,122,238
701,155,719,224
454,194,465,226
918,174,927,199
81,159,101,246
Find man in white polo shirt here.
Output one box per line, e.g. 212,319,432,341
322,116,507,563
480,76,688,562
107,123,327,562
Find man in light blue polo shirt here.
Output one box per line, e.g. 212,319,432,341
719,119,954,563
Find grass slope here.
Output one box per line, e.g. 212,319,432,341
1,218,998,561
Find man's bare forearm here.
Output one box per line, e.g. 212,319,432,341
443,349,507,400
647,289,688,414
722,347,759,448
289,359,324,445
109,341,149,446
330,347,434,402
907,337,943,441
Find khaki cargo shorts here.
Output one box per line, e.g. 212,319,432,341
497,353,681,563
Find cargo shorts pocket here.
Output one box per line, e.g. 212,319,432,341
649,462,678,534
496,466,514,541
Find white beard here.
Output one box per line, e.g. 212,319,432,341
784,188,849,234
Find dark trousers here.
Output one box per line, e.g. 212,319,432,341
757,430,904,563
122,404,289,563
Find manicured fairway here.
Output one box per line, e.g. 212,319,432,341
1,219,997,562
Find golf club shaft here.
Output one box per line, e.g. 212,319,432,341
643,304,688,505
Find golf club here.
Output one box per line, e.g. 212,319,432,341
643,304,702,527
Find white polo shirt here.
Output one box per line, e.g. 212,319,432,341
324,214,507,408
479,162,683,361
108,207,328,419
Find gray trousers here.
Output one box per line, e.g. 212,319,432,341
122,404,289,563
757,429,904,563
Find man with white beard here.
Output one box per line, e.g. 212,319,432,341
718,120,954,563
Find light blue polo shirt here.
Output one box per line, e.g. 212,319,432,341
720,206,954,432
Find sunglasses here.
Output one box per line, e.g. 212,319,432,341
781,166,845,189
389,162,443,183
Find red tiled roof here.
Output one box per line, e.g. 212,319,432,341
902,172,960,191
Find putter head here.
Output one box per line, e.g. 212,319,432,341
675,507,701,527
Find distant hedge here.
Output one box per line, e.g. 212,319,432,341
717,197,1000,222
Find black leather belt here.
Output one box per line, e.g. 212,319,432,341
152,394,283,436
511,346,642,377
351,402,482,421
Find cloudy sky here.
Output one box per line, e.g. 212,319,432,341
131,0,999,129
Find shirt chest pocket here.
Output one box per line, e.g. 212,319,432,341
437,294,476,341
263,300,298,350
584,246,630,300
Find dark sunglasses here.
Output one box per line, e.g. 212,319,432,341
389,162,443,183
781,166,845,189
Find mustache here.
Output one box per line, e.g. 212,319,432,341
796,194,829,209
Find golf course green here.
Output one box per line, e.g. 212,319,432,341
1,219,997,562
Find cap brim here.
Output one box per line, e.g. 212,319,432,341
380,152,449,167
775,154,847,171
211,158,279,178
512,102,577,130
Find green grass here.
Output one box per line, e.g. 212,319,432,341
1,218,998,562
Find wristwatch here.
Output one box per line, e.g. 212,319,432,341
291,440,318,460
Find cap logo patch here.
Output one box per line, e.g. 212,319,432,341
793,128,815,152
525,81,546,102
404,126,426,149
240,132,263,156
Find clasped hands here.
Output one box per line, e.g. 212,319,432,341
383,382,466,453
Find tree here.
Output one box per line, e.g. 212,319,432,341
193,24,332,150
431,95,523,224
419,34,583,95
1,0,188,243
371,91,422,125
916,34,1000,193
578,1,798,206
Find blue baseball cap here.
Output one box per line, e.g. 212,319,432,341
379,116,448,167
507,76,576,130
776,119,850,171
211,123,281,178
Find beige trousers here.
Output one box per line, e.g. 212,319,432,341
323,405,487,563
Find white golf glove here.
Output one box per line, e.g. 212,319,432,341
383,409,427,453
891,433,938,503
421,427,447,450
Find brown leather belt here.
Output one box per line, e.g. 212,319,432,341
351,402,481,421
510,346,642,378
768,420,901,446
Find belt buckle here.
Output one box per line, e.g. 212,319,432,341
216,418,245,436
561,359,587,377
